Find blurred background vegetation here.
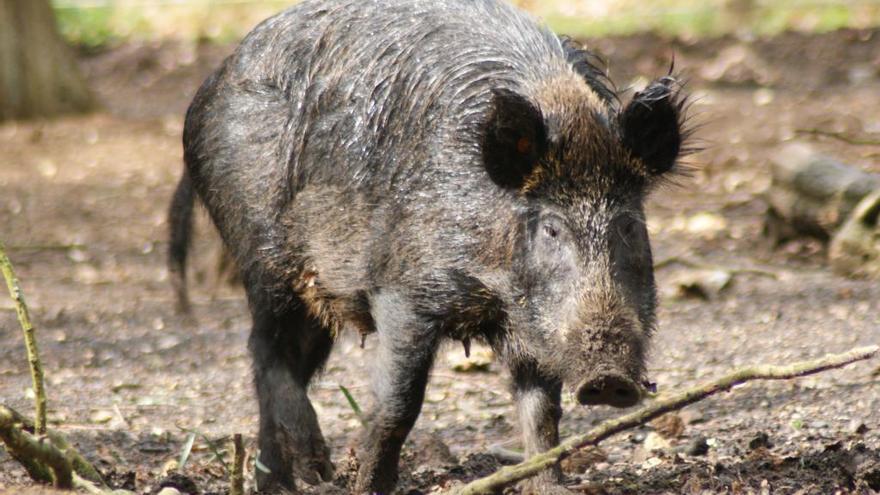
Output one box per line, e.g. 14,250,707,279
54,0,880,50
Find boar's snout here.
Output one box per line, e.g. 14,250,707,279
575,373,642,408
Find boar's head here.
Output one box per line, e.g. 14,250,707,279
481,74,690,408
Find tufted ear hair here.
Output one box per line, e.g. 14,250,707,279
619,77,685,175
481,88,548,189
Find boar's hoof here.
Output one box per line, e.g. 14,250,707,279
519,479,577,495
575,375,641,408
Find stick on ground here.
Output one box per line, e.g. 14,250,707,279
230,433,245,495
454,345,879,495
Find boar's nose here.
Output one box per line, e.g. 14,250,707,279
575,374,641,408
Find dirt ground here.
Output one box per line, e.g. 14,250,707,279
2,27,880,494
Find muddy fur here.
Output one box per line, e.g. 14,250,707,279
169,0,690,492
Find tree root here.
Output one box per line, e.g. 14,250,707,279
454,345,879,494
0,406,72,488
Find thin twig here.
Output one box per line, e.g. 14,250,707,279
654,255,779,279
795,128,880,146
4,243,85,252
230,433,245,495
0,240,47,434
454,345,879,494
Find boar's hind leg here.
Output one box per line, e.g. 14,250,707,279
249,295,335,492
511,365,573,494
355,291,440,494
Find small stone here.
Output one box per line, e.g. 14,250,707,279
157,488,181,495
685,436,710,456
449,347,493,373
153,318,167,332
560,446,606,474
629,431,646,444
849,420,869,435
161,459,179,476
753,88,775,106
90,409,114,424
651,413,685,439
643,431,671,452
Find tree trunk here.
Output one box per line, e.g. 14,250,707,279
763,143,880,243
0,0,94,121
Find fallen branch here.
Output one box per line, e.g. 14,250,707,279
454,345,879,495
654,255,779,279
0,240,47,434
795,128,880,146
4,243,86,252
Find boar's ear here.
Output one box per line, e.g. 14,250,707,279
619,77,684,176
481,88,548,189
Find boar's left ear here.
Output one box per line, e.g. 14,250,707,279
618,77,684,176
481,88,548,189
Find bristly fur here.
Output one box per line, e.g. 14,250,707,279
559,36,618,107
171,0,695,492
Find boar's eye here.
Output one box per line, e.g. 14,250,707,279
537,214,569,246
532,214,575,272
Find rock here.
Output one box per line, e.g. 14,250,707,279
650,413,685,439
667,268,733,300
90,409,114,424
830,189,880,280
699,44,777,86
448,346,493,373
643,431,671,452
642,456,664,469
155,473,198,494
849,420,870,435
628,431,646,444
560,446,607,474
677,435,710,456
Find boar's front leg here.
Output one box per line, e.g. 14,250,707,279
248,293,335,492
511,364,574,494
355,290,440,494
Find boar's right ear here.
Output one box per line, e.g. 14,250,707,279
481,89,547,189
619,77,684,176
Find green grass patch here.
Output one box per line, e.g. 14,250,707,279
52,0,880,49
55,5,117,50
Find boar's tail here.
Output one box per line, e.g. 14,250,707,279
168,168,195,314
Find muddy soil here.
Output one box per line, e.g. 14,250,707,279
2,28,880,494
